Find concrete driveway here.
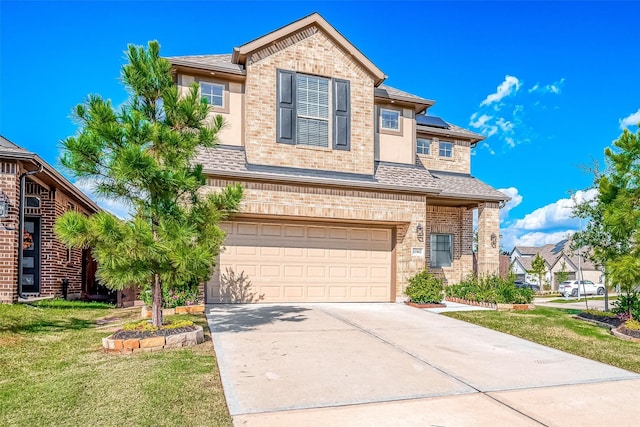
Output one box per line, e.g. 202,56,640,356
207,303,640,426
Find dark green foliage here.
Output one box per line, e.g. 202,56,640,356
405,270,443,303
445,274,534,304
612,291,640,319
55,41,243,326
527,253,547,288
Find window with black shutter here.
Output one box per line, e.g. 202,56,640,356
276,69,350,150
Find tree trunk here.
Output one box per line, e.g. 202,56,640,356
151,273,163,327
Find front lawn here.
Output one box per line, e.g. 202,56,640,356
547,296,618,304
445,307,640,373
0,302,231,426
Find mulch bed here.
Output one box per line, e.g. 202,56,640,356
577,312,623,328
619,326,640,340
111,326,197,340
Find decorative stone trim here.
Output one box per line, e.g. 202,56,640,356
404,301,446,309
141,304,205,318
612,326,640,343
445,297,496,309
102,325,204,354
444,297,534,311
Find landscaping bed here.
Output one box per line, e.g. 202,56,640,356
576,310,622,328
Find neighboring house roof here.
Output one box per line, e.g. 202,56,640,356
511,238,599,275
0,135,100,213
197,145,508,202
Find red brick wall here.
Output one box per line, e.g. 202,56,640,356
0,164,89,303
0,161,19,303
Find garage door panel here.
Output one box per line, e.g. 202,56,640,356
207,221,392,303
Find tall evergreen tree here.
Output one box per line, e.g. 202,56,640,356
55,41,242,326
572,126,640,306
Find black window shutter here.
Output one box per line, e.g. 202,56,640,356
276,69,296,144
333,78,350,150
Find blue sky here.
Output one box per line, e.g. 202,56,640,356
2,1,639,251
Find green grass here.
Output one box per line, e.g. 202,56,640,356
0,303,231,427
548,296,618,304
445,307,640,373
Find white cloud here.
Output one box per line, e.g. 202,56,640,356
513,189,597,230
528,78,565,95
505,137,515,147
496,118,514,133
74,178,131,219
481,142,495,155
480,75,521,107
620,108,640,129
514,230,575,247
469,113,493,128
497,187,522,221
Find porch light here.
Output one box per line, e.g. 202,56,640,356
0,191,9,218
416,223,424,242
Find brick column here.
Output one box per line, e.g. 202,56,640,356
477,202,500,275
0,161,19,303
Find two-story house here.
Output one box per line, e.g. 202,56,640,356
168,13,508,303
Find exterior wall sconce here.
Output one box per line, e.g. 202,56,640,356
0,191,14,231
416,223,424,242
491,232,497,248
0,191,9,218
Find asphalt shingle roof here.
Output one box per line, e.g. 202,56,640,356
166,54,245,74
197,145,507,201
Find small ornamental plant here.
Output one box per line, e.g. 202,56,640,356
405,270,444,304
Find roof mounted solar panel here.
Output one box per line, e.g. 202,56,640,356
416,115,450,129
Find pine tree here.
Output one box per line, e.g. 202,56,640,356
55,41,242,326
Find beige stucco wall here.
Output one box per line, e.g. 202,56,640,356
376,106,415,165
205,178,428,299
417,138,471,174
243,26,376,175
178,75,244,146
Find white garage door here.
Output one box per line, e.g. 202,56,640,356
207,221,392,303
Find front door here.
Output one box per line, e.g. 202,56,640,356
22,217,41,294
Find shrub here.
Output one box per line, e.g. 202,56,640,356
582,309,617,318
141,281,200,308
624,319,640,331
443,274,533,304
405,270,444,304
612,291,640,319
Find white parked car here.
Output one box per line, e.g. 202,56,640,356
559,280,606,297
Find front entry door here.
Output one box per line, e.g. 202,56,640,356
22,217,41,294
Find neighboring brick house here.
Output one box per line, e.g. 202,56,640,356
0,136,100,303
510,239,604,290
168,13,508,303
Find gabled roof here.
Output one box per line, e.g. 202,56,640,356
231,12,386,86
196,145,509,202
0,135,100,213
512,238,599,273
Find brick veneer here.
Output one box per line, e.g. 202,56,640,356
416,139,471,174
477,201,500,275
0,169,89,303
206,178,474,298
244,26,376,175
0,161,19,303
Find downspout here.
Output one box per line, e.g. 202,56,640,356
17,163,43,299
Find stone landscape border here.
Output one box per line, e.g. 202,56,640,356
102,325,204,354
140,304,205,318
444,297,535,311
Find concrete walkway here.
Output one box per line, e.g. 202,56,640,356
206,303,640,426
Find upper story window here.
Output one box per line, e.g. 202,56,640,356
380,108,400,131
297,74,329,148
200,82,224,108
439,141,453,158
430,234,452,268
417,138,431,155
276,69,351,151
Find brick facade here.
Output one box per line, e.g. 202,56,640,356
0,169,90,303
476,202,501,275
244,26,376,175
0,161,19,303
206,178,473,298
